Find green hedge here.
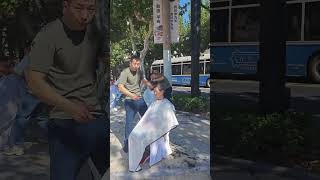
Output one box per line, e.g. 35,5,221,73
215,112,312,162
172,93,209,113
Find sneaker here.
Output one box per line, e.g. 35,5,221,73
2,145,24,156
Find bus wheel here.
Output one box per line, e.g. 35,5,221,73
309,55,320,83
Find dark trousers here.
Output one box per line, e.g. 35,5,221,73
48,114,108,180
124,98,148,143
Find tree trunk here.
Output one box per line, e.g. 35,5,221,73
128,17,137,52
139,20,153,78
259,0,290,113
94,0,110,114
191,0,201,97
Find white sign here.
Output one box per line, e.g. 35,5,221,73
153,0,179,44
153,0,163,44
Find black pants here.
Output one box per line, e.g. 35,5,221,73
48,114,109,180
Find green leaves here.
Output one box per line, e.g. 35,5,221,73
172,93,209,113
215,111,312,163
0,0,32,18
110,0,209,77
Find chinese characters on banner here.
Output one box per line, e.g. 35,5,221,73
153,0,179,44
170,0,179,43
153,0,163,44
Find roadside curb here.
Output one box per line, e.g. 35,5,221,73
214,155,320,180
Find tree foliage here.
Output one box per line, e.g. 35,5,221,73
111,0,153,77
110,0,210,79
0,0,33,20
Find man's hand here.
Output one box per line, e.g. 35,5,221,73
66,100,96,123
118,83,141,101
131,94,141,101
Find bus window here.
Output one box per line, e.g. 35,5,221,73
232,0,259,6
200,62,205,75
182,63,191,75
205,62,211,75
172,64,182,75
212,9,229,42
287,3,302,41
231,7,259,42
305,2,320,41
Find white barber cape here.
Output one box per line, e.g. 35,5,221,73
129,98,178,172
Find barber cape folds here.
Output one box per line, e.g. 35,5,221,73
0,75,26,150
129,99,179,172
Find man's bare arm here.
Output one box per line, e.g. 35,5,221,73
25,70,95,122
25,70,73,109
118,84,140,100
118,84,141,100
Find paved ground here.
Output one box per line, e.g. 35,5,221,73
0,120,105,180
0,142,49,180
109,107,211,179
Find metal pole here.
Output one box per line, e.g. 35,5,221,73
162,0,172,85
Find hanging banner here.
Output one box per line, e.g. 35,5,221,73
153,0,179,44
170,0,179,43
153,0,163,44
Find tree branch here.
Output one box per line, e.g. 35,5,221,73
140,19,153,77
201,3,209,11
134,10,148,23
128,16,137,51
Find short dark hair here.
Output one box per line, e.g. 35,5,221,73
157,80,170,91
152,70,159,74
129,55,141,62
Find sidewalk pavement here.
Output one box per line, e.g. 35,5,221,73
0,119,103,180
109,107,211,180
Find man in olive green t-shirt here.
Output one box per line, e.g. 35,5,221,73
117,55,148,153
25,0,107,179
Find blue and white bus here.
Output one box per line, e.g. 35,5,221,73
211,0,320,83
151,53,211,87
